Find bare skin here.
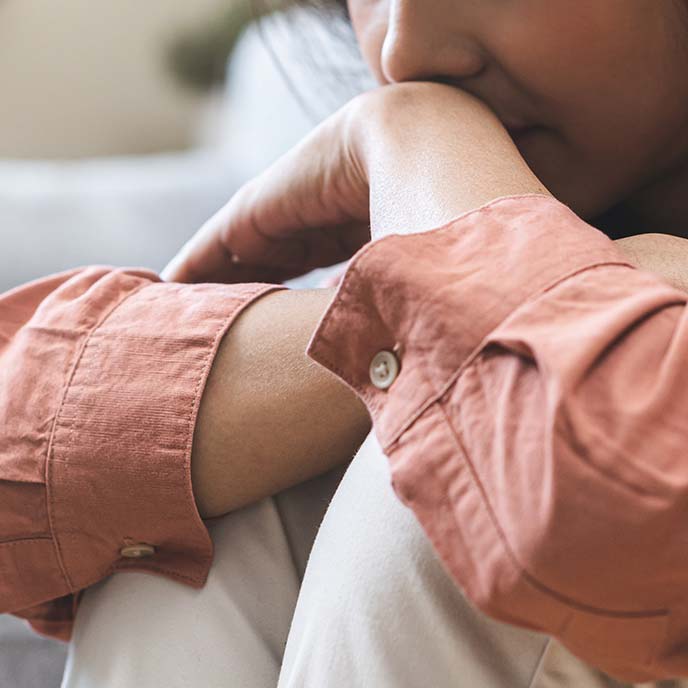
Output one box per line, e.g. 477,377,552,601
191,286,368,517
188,84,549,517
191,231,688,518
176,0,688,516
187,84,688,517
347,0,688,234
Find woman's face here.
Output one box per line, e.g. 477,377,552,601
347,0,688,226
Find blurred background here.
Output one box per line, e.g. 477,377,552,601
0,0,374,684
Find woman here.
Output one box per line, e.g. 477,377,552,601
4,0,688,685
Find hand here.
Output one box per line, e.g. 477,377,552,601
161,92,372,284
162,82,549,284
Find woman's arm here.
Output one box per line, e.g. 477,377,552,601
169,82,688,679
184,83,549,517
0,269,294,640
189,81,688,520
191,287,370,518
304,193,688,683
189,231,688,517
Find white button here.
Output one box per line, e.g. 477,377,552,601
120,544,156,559
369,350,400,390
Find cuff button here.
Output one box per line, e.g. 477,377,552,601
120,544,156,559
369,350,400,390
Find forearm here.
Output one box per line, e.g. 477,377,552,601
191,287,371,518
189,90,537,520
353,83,550,237
189,78,687,520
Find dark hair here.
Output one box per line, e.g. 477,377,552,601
252,0,371,124
288,0,350,20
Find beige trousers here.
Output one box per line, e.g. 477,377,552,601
61,433,685,688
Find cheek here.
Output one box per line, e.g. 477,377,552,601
493,7,688,209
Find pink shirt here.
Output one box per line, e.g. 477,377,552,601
2,194,687,682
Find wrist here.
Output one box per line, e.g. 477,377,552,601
350,82,550,238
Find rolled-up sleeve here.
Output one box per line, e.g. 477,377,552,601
0,266,284,641
306,194,688,682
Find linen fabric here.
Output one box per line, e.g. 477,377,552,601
3,194,688,681
0,267,284,639
62,433,686,688
306,195,688,682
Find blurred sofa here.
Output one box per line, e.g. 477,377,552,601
0,14,326,686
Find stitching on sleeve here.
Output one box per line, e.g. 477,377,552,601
45,277,155,591
382,261,634,450
435,400,668,618
47,281,282,593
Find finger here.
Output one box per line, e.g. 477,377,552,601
163,212,366,284
161,206,244,284
163,150,370,284
223,135,367,262
162,219,308,285
163,188,310,284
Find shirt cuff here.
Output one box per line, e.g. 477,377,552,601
48,281,284,602
306,194,633,448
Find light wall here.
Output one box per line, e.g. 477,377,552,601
0,0,230,158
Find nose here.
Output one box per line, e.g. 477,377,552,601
380,1,486,85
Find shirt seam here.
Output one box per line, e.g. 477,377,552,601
0,536,54,547
47,280,285,594
382,260,634,450
435,400,668,619
370,192,554,244
313,260,634,450
96,562,212,589
44,276,162,592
